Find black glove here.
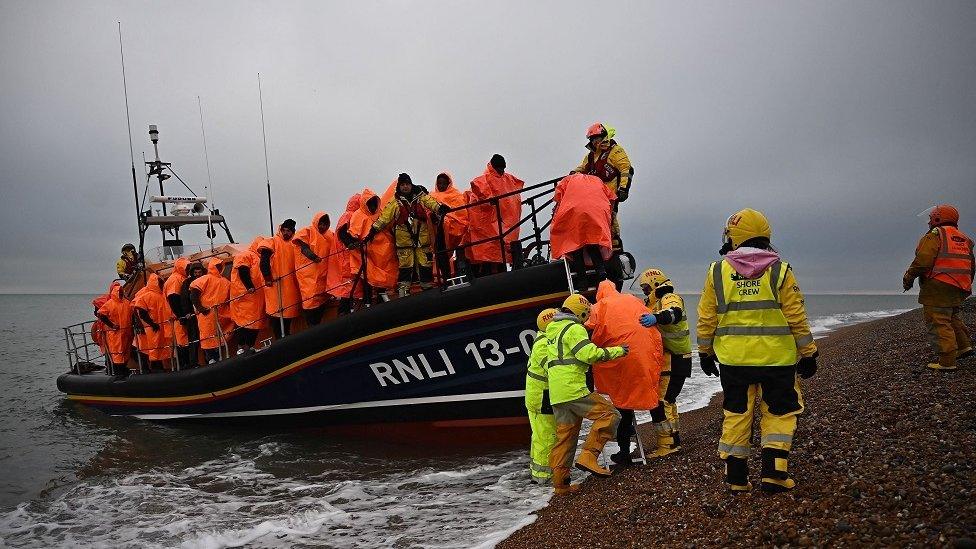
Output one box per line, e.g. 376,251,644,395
105,321,118,330
364,227,377,242
149,321,160,332
797,354,818,379
700,353,720,377
437,203,450,217
616,186,629,203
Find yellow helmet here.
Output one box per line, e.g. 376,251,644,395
639,268,672,294
723,208,772,251
536,308,557,331
561,294,592,323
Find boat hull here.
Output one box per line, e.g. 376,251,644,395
58,262,572,428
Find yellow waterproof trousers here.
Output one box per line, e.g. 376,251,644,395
718,365,804,460
528,410,556,484
923,305,972,368
550,393,620,487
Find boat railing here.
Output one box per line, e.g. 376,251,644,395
62,320,106,374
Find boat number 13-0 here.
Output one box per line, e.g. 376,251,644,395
463,330,537,369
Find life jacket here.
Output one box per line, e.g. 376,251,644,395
392,192,431,247
711,259,798,367
583,141,621,184
646,292,692,355
524,331,550,413
928,225,974,292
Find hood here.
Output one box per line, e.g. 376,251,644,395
207,257,224,277
173,257,189,278
595,279,618,301
724,247,781,278
312,211,330,233
552,311,579,323
109,281,124,302
359,188,379,215
435,172,455,191
145,273,163,295
344,194,361,214
248,236,265,253
485,163,503,177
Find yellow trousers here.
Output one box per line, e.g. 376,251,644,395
923,305,972,368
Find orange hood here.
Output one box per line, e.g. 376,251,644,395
248,236,265,253
145,273,163,295
173,257,189,278
358,188,379,216
311,211,331,233
207,257,224,277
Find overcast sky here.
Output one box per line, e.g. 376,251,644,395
1,0,973,293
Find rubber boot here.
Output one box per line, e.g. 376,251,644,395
575,449,612,477
927,361,957,371
552,468,579,495
725,456,752,492
397,282,411,298
650,429,680,458
957,347,974,360
760,447,796,493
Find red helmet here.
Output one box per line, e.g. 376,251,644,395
929,204,959,227
586,123,607,139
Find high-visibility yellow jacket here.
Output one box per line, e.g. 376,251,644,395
646,291,692,355
546,312,626,405
574,142,633,195
372,191,441,250
697,259,817,366
524,331,550,413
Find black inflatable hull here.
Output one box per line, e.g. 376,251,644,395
57,262,571,428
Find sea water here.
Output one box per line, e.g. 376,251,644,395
0,293,916,548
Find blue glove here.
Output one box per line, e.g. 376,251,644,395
639,313,658,327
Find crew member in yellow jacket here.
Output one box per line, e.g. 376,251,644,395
547,294,628,495
525,308,558,484
697,208,818,493
638,267,693,458
573,123,633,253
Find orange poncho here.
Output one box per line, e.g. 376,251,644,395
429,171,468,252
163,257,190,346
585,280,664,409
230,237,267,330
96,281,134,365
550,173,615,260
348,188,399,290
132,273,174,361
259,231,302,318
465,164,524,263
190,258,233,351
328,194,364,299
293,211,337,309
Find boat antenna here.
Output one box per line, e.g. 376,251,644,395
118,22,144,270
197,95,215,251
258,72,286,337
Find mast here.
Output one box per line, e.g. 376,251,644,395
258,73,286,337
117,22,144,269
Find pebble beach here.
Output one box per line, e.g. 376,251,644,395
501,299,976,548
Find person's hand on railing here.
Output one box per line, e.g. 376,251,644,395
197,305,211,315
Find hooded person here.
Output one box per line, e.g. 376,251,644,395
259,219,302,339
330,193,365,314
231,237,267,353
91,291,112,365
190,257,234,364
130,282,154,371
551,173,616,287
164,257,193,368
573,123,633,253
95,280,134,377
429,171,469,280
346,188,399,302
179,261,206,367
903,204,974,370
697,208,818,493
464,155,524,275
585,280,666,465
370,174,447,297
293,211,338,324
547,294,629,494
132,272,174,372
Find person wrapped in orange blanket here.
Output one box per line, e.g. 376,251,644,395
132,272,174,372
190,257,234,364
230,237,267,354
293,211,337,325
163,257,195,368
585,279,667,466
343,188,399,303
429,171,469,281
551,173,615,286
464,155,524,276
95,281,134,377
259,219,302,339
330,193,365,314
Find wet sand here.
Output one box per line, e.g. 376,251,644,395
501,299,976,548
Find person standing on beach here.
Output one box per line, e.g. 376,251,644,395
697,208,818,493
903,204,974,370
638,267,693,458
525,308,558,485
546,294,628,494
